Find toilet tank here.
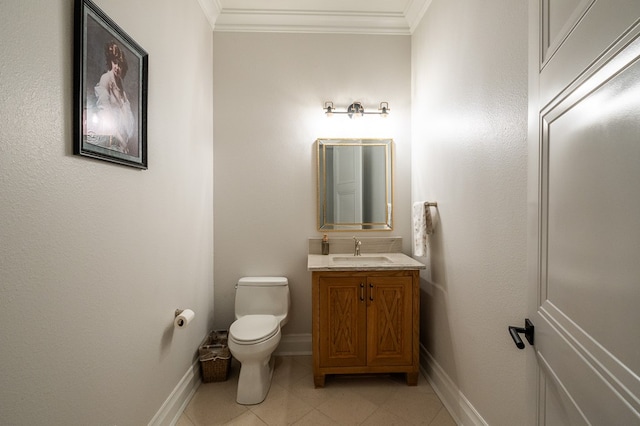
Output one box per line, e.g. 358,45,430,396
235,277,290,325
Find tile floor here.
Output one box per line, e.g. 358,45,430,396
177,355,456,426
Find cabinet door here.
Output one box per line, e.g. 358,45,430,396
318,276,367,367
367,276,413,366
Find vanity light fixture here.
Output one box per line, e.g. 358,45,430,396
324,101,390,118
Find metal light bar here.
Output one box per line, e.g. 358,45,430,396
324,101,390,118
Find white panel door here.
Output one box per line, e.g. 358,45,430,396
333,145,363,225
528,1,640,424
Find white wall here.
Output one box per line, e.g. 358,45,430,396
212,33,412,338
411,0,529,424
0,1,213,424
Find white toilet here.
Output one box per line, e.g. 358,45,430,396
228,276,290,405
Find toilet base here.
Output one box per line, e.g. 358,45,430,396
236,356,275,405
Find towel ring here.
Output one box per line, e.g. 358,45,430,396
424,202,438,207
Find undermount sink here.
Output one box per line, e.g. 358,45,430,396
331,255,392,264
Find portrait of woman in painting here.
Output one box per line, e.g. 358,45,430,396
92,41,136,154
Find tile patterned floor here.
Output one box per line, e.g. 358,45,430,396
177,355,456,426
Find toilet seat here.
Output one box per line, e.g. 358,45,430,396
230,315,279,345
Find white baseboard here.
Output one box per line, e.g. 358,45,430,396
275,333,312,355
148,360,201,426
419,344,488,426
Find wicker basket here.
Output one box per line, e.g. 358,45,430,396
199,330,231,382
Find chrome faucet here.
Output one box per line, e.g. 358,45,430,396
353,236,361,256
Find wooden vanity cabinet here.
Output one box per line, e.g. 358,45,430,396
312,270,420,387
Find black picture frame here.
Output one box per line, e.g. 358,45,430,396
74,0,148,169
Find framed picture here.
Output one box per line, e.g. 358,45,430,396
74,0,148,169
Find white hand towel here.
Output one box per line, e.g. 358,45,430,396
413,202,427,257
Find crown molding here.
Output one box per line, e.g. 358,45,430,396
214,9,411,35
196,0,432,35
196,0,221,29
404,0,433,34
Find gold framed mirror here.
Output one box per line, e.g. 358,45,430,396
316,138,393,231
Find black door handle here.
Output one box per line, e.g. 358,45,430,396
508,319,534,349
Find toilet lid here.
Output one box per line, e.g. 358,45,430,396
230,315,279,344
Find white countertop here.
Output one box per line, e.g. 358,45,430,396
308,253,426,271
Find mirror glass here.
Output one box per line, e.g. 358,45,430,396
316,138,393,231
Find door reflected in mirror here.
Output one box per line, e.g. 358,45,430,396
316,138,393,231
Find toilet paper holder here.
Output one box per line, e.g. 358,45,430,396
174,308,195,328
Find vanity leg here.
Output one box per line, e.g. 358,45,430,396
406,372,418,386
314,374,326,388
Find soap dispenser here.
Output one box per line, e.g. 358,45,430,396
322,234,330,255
